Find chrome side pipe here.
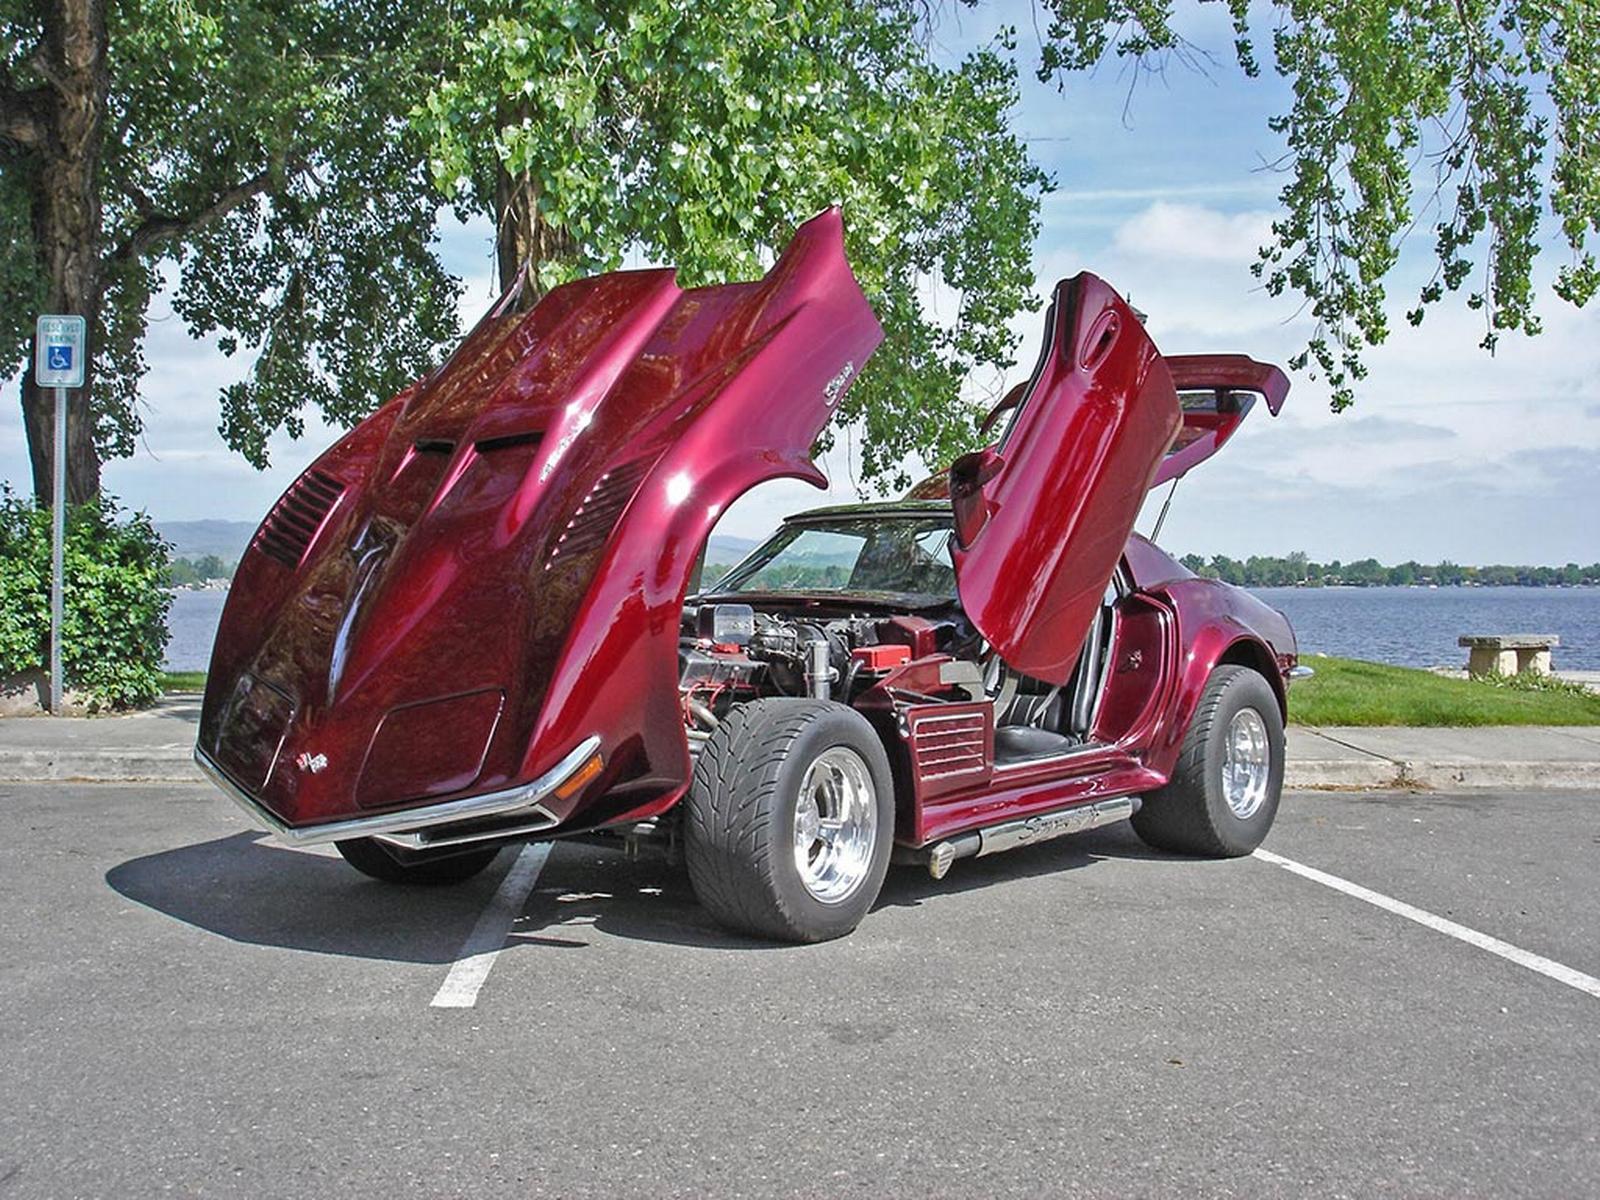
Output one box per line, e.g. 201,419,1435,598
921,795,1141,880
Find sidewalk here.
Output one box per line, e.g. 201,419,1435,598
2,695,1597,789
1288,724,1600,790
0,693,204,782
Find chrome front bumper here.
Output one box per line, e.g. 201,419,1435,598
194,735,600,851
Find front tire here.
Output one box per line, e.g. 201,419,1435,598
1132,665,1285,856
684,698,894,943
334,837,502,885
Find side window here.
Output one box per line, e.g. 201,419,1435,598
915,526,953,562
995,295,1060,452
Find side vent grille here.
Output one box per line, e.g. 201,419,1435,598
912,711,988,781
253,468,344,567
547,459,651,568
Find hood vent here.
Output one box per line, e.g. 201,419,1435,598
475,431,543,454
547,458,651,568
253,468,345,567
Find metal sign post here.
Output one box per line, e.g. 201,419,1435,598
35,315,86,715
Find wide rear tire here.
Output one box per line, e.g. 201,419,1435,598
1132,665,1284,857
334,837,502,885
685,698,894,943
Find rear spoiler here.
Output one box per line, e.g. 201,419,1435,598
1151,354,1288,487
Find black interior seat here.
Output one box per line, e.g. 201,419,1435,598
994,724,1078,763
990,602,1110,765
999,686,1064,730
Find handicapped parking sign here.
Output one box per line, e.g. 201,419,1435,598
35,314,87,388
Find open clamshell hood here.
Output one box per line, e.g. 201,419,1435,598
200,209,883,829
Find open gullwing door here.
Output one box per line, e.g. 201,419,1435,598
948,273,1181,684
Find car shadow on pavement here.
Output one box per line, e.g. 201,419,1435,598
105,831,524,964
512,844,785,951
105,822,1179,959
875,820,1171,912
510,822,1174,950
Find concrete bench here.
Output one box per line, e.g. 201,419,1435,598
1459,634,1558,677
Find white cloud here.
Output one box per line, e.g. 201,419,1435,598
1112,202,1276,264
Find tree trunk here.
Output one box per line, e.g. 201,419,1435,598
19,0,108,508
494,164,574,311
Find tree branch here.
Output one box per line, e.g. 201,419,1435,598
105,163,281,266
0,63,50,148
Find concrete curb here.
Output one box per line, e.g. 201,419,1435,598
3,749,1595,790
1286,759,1600,791
0,748,200,783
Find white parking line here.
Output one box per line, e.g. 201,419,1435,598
1253,848,1600,1001
430,843,552,1009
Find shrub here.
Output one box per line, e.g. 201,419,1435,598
0,487,172,711
1483,670,1596,699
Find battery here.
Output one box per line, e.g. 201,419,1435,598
851,644,912,671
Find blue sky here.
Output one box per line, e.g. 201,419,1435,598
3,0,1597,565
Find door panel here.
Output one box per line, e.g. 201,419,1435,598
950,273,1180,683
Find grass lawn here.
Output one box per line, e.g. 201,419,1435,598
155,659,1600,725
1288,656,1600,726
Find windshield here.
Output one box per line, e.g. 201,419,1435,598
710,517,957,601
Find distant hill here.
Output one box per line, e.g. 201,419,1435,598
155,521,765,566
705,534,760,564
158,520,256,561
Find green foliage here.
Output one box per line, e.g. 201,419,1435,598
0,487,172,710
417,0,1050,489
0,165,42,370
2,0,462,470
1029,0,1599,408
1288,655,1600,725
1482,669,1596,698
1178,551,1600,587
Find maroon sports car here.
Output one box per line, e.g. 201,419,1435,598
196,208,1305,942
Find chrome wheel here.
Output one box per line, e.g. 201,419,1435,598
793,746,878,904
1222,707,1272,819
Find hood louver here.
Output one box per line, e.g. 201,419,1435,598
547,459,651,568
252,468,345,567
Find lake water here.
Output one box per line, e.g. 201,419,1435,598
162,583,1600,672
165,589,228,673
1250,585,1600,670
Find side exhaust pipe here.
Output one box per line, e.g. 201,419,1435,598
922,795,1141,880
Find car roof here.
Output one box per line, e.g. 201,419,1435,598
783,499,952,524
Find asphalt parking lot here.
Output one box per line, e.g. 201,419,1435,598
2,782,1596,1198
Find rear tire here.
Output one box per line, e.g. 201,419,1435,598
334,837,502,885
684,698,894,943
1132,665,1284,856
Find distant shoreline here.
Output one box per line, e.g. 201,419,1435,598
1252,582,1600,590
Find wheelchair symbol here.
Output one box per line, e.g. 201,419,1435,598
47,344,73,371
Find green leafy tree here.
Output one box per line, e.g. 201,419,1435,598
416,0,1049,487
1209,553,1245,584
1,0,459,505
1026,0,1599,407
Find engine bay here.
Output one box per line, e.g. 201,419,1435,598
677,591,1125,773
678,603,972,735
